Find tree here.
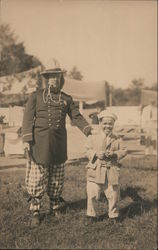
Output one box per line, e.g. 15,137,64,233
0,24,17,48
68,66,83,80
144,82,157,91
111,78,145,106
128,78,145,105
0,24,41,77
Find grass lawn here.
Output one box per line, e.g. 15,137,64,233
0,155,157,249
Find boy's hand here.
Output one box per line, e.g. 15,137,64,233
105,151,118,160
96,151,105,160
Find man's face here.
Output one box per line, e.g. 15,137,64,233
47,73,62,93
100,118,114,135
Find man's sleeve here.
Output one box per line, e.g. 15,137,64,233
22,92,36,142
67,96,92,137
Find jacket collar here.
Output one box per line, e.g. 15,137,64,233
99,131,116,149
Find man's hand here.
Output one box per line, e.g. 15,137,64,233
96,151,105,160
91,129,98,135
23,142,32,162
23,142,30,151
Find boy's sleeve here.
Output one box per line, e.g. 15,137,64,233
22,92,36,142
85,135,97,162
115,138,127,161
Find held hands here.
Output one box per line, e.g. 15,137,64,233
91,129,98,135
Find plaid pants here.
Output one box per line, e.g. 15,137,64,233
25,160,65,212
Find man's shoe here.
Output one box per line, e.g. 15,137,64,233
49,209,57,217
84,216,98,226
49,208,62,217
59,196,67,204
49,197,67,216
108,217,119,225
57,197,67,209
30,212,40,227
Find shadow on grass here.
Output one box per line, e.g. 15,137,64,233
59,198,108,221
66,198,87,211
64,186,157,222
40,199,87,222
119,186,158,221
40,186,157,223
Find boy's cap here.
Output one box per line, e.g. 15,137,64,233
98,110,117,122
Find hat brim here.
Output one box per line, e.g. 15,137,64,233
98,114,117,121
40,69,66,76
100,116,116,121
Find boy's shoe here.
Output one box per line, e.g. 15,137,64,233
84,216,98,226
30,211,40,227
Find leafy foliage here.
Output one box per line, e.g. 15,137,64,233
112,78,146,106
68,66,83,80
0,24,41,77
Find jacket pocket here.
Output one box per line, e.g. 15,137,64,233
87,163,107,184
107,166,120,185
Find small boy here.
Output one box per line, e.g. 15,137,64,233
85,110,127,224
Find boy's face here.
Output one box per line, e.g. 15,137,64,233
100,118,114,135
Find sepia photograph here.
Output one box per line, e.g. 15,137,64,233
0,0,157,249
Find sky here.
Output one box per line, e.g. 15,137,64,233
0,0,157,88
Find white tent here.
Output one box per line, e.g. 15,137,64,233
1,74,106,103
63,78,106,102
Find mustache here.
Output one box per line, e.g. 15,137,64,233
48,80,57,85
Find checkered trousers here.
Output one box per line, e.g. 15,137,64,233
25,160,65,211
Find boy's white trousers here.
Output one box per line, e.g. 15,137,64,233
87,181,120,218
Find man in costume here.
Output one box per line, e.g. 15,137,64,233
22,65,92,227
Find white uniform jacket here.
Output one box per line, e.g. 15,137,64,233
85,132,127,185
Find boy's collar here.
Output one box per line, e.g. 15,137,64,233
100,130,113,139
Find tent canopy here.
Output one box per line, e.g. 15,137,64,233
1,68,107,102
141,89,157,107
63,77,106,102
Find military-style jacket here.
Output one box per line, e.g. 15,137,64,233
22,89,92,165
